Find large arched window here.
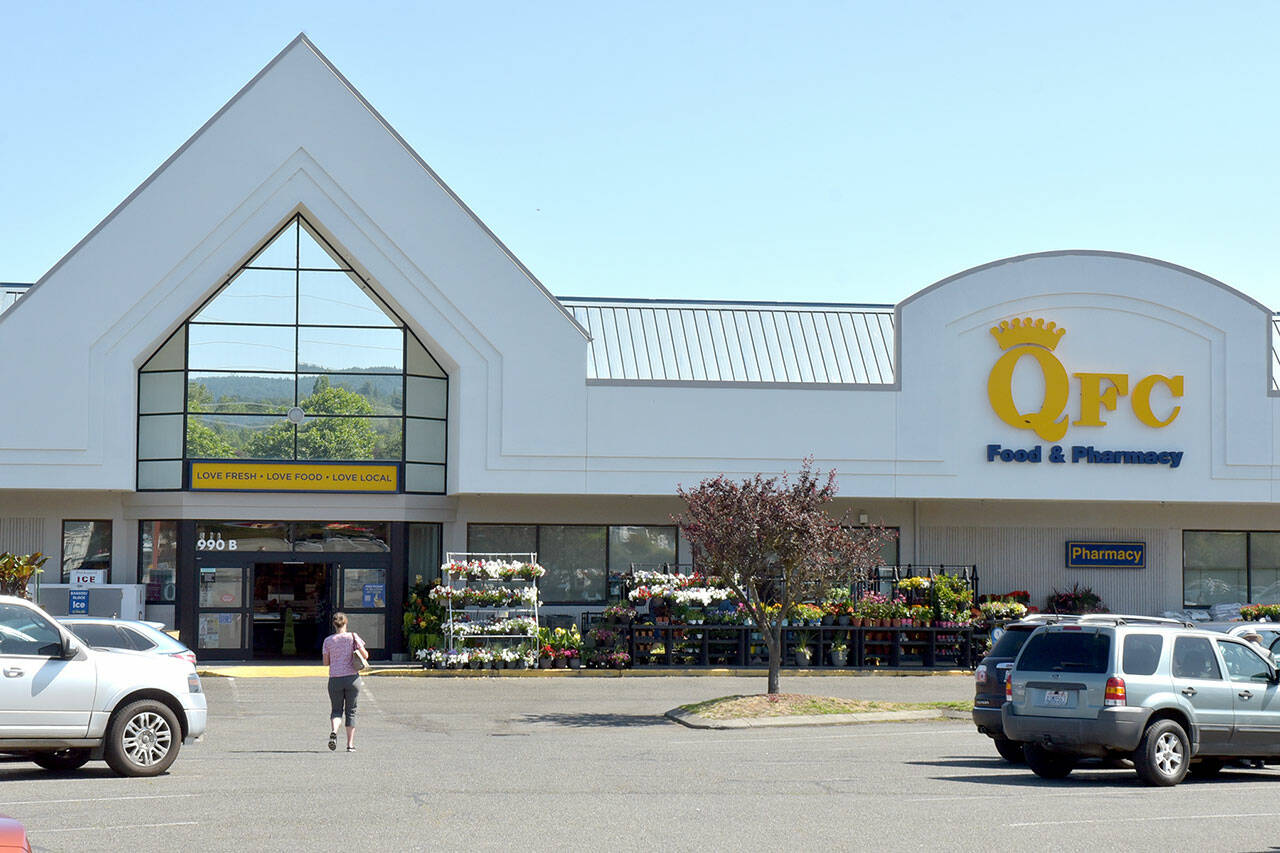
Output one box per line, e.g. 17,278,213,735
137,214,447,493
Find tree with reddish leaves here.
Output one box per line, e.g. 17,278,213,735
674,460,896,695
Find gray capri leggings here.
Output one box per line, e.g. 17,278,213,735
328,675,360,726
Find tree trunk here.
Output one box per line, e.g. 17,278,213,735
767,625,781,694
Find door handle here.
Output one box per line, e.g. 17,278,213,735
1239,691,1254,700
1181,687,1197,696
2,667,22,678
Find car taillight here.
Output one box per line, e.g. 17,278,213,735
975,664,988,685
1105,677,1127,706
1005,672,1012,702
172,651,197,666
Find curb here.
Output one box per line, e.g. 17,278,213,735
665,707,969,729
197,666,972,679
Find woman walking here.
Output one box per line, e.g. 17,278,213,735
321,612,367,752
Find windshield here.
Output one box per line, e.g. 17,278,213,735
1016,630,1111,673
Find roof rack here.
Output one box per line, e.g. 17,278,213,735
1075,614,1196,628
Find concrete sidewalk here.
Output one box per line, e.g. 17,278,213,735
197,663,972,678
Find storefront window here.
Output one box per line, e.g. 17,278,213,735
294,522,389,553
139,521,178,603
1249,533,1280,604
468,525,537,560
539,526,607,603
137,214,447,493
1184,531,1248,606
608,526,677,571
61,520,112,582
408,523,442,586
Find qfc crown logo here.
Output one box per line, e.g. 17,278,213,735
986,317,1183,442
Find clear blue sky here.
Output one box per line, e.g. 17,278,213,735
4,2,1280,308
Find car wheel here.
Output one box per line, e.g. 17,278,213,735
31,748,90,771
1023,743,1076,779
994,737,1025,763
1133,719,1190,787
104,700,181,777
1189,758,1224,779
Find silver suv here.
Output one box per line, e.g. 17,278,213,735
1002,617,1280,786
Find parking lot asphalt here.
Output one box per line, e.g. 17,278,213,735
4,674,1280,852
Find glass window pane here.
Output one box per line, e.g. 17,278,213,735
1172,636,1222,680
140,521,178,603
298,220,348,270
188,324,296,372
296,417,400,461
1184,532,1247,606
467,525,537,559
342,568,387,608
344,613,384,649
407,334,445,378
405,463,445,494
187,414,292,460
198,522,290,552
608,526,677,572
294,523,390,553
198,567,245,607
138,414,183,459
246,220,298,268
406,376,446,419
299,374,401,415
1250,533,1280,604
192,268,296,325
139,371,184,414
409,523,442,586
539,526,606,604
142,328,186,372
197,612,243,649
68,623,127,649
62,521,111,582
406,419,445,463
298,327,403,373
299,271,395,327
138,460,182,490
298,325,401,371
188,373,295,415
0,603,63,656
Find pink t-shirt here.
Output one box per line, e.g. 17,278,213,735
323,632,366,677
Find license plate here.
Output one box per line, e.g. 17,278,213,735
1042,690,1069,707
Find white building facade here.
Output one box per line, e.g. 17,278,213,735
3,37,1278,658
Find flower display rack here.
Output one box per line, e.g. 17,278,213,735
436,552,543,668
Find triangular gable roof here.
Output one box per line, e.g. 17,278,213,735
18,33,588,340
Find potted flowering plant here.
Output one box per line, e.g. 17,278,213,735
607,650,631,669
602,603,636,624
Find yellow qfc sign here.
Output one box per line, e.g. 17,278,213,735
986,318,1184,442
190,461,399,493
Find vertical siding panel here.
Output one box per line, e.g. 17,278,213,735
918,526,1171,615
0,519,46,557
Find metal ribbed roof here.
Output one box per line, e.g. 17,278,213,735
0,284,30,316
560,297,895,384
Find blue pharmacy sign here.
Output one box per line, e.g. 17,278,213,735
68,589,90,615
1065,541,1146,569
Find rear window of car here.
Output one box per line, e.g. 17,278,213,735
1122,634,1163,676
989,626,1037,659
1016,630,1111,673
67,623,126,649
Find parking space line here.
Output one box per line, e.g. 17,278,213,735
35,821,199,834
0,794,196,806
1008,812,1280,827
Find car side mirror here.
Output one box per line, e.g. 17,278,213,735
61,635,79,660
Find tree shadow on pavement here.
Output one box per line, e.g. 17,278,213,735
515,712,674,728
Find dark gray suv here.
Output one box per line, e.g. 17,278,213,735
1002,617,1280,786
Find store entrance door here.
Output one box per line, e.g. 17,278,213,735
251,562,333,659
